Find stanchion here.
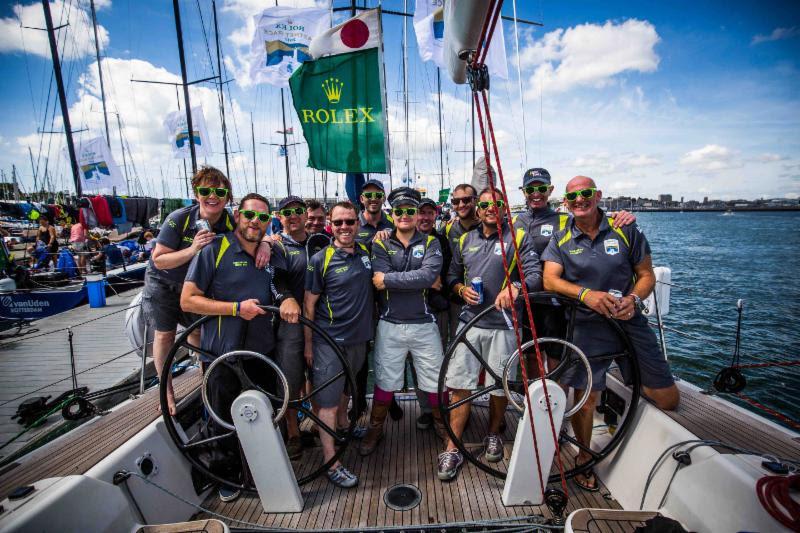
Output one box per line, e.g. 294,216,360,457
139,322,148,395
68,328,78,390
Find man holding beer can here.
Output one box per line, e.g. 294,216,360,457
437,188,543,481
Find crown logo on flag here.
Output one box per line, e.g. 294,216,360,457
321,78,344,104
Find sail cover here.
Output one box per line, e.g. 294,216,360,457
249,6,331,87
163,106,212,159
72,136,127,195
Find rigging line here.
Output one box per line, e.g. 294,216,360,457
511,0,527,165
18,24,39,123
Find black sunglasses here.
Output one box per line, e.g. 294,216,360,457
332,219,357,227
196,186,229,198
451,196,475,206
240,210,270,223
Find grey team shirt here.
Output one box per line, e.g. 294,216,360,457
305,244,375,345
147,204,234,287
514,207,570,255
540,211,651,314
356,211,394,244
184,232,275,361
371,230,443,324
447,224,543,329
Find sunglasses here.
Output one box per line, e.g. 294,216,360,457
564,188,597,202
332,219,357,227
392,207,417,216
477,199,506,210
196,186,229,198
240,210,271,223
522,184,551,195
279,207,306,216
451,196,475,206
362,191,384,200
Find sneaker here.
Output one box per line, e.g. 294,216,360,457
218,486,241,502
286,436,303,460
327,464,359,488
335,424,367,442
416,412,433,430
484,433,504,463
437,449,464,481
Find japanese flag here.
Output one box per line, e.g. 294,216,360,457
309,8,382,59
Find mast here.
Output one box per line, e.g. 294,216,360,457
172,0,197,175
471,93,475,166
437,68,444,191
211,0,230,178
251,112,258,194
12,165,20,202
28,146,38,192
42,0,81,196
280,89,291,195
511,0,528,164
401,0,410,185
115,113,130,193
89,0,110,148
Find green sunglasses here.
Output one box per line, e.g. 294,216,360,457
362,191,385,200
240,210,271,223
564,188,597,202
392,207,417,216
522,184,551,195
196,186,229,198
279,207,306,216
477,199,506,209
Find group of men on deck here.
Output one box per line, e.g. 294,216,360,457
143,164,679,502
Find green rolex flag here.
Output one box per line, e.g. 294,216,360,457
289,48,388,173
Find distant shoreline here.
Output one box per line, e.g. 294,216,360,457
618,206,800,213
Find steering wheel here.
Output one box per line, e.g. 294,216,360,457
160,305,358,491
437,292,641,482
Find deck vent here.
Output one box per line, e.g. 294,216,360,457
383,483,422,511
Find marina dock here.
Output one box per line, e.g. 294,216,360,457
0,290,144,460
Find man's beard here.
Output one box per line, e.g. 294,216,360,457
238,225,264,243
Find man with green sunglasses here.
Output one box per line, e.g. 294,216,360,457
357,179,394,245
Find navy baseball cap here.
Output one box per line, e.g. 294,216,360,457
418,197,437,209
387,187,421,207
277,195,305,210
522,168,552,187
362,179,385,192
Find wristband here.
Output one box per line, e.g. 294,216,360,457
458,285,466,298
578,288,589,302
232,302,239,317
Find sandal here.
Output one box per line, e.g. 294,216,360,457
574,470,600,492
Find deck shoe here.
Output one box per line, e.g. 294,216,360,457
286,436,303,460
484,433,504,463
359,402,389,456
218,486,241,502
437,449,464,481
327,464,359,488
416,412,433,430
430,409,448,443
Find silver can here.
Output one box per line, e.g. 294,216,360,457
608,289,623,300
196,219,211,233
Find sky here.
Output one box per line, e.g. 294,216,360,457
0,0,798,204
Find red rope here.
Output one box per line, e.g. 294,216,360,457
477,0,504,67
735,393,800,431
734,360,800,370
471,0,498,68
756,474,800,530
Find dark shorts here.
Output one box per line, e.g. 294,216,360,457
312,340,366,408
142,275,198,333
562,312,674,392
275,320,306,396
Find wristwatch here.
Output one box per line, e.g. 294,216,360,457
511,281,522,290
631,294,645,311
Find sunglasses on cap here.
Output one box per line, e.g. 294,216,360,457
564,188,597,202
450,196,475,206
477,199,505,209
362,191,384,200
332,218,357,227
279,207,306,216
392,207,417,216
196,186,229,198
522,184,550,195
240,210,270,223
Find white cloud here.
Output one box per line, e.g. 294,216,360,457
758,153,786,162
0,1,110,60
519,19,660,97
680,144,741,172
751,26,800,45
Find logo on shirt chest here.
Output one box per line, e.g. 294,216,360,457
540,224,553,237
358,232,370,238
288,250,301,256
412,244,424,258
494,242,503,255
361,256,372,270
604,239,620,256
232,260,248,267
334,265,350,274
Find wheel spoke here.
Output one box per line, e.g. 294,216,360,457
560,431,601,460
299,407,340,442
182,430,236,449
304,370,346,400
459,337,503,383
181,341,217,361
444,384,501,411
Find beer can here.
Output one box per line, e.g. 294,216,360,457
471,277,484,305
608,289,623,300
196,219,211,233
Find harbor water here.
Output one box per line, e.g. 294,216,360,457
636,210,800,428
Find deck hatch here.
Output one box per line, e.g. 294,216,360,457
383,483,422,511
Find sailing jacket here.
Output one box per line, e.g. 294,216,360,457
514,207,570,255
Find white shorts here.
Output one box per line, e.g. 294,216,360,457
445,324,518,396
373,320,443,393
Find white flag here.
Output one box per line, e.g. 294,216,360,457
71,136,127,195
416,0,507,79
163,106,212,159
309,8,381,59
249,6,331,87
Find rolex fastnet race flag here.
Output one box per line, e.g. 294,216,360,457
249,6,330,87
290,9,388,173
72,136,127,194
163,106,212,159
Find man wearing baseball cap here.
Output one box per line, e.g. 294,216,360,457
360,187,446,456
357,179,394,245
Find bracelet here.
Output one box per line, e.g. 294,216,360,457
578,288,589,302
458,285,466,298
232,302,238,317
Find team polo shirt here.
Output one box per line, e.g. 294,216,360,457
371,230,443,324
540,210,651,314
356,211,394,244
270,232,331,303
514,207,570,255
147,204,234,286
442,218,480,255
305,243,374,345
185,232,275,361
447,223,543,329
